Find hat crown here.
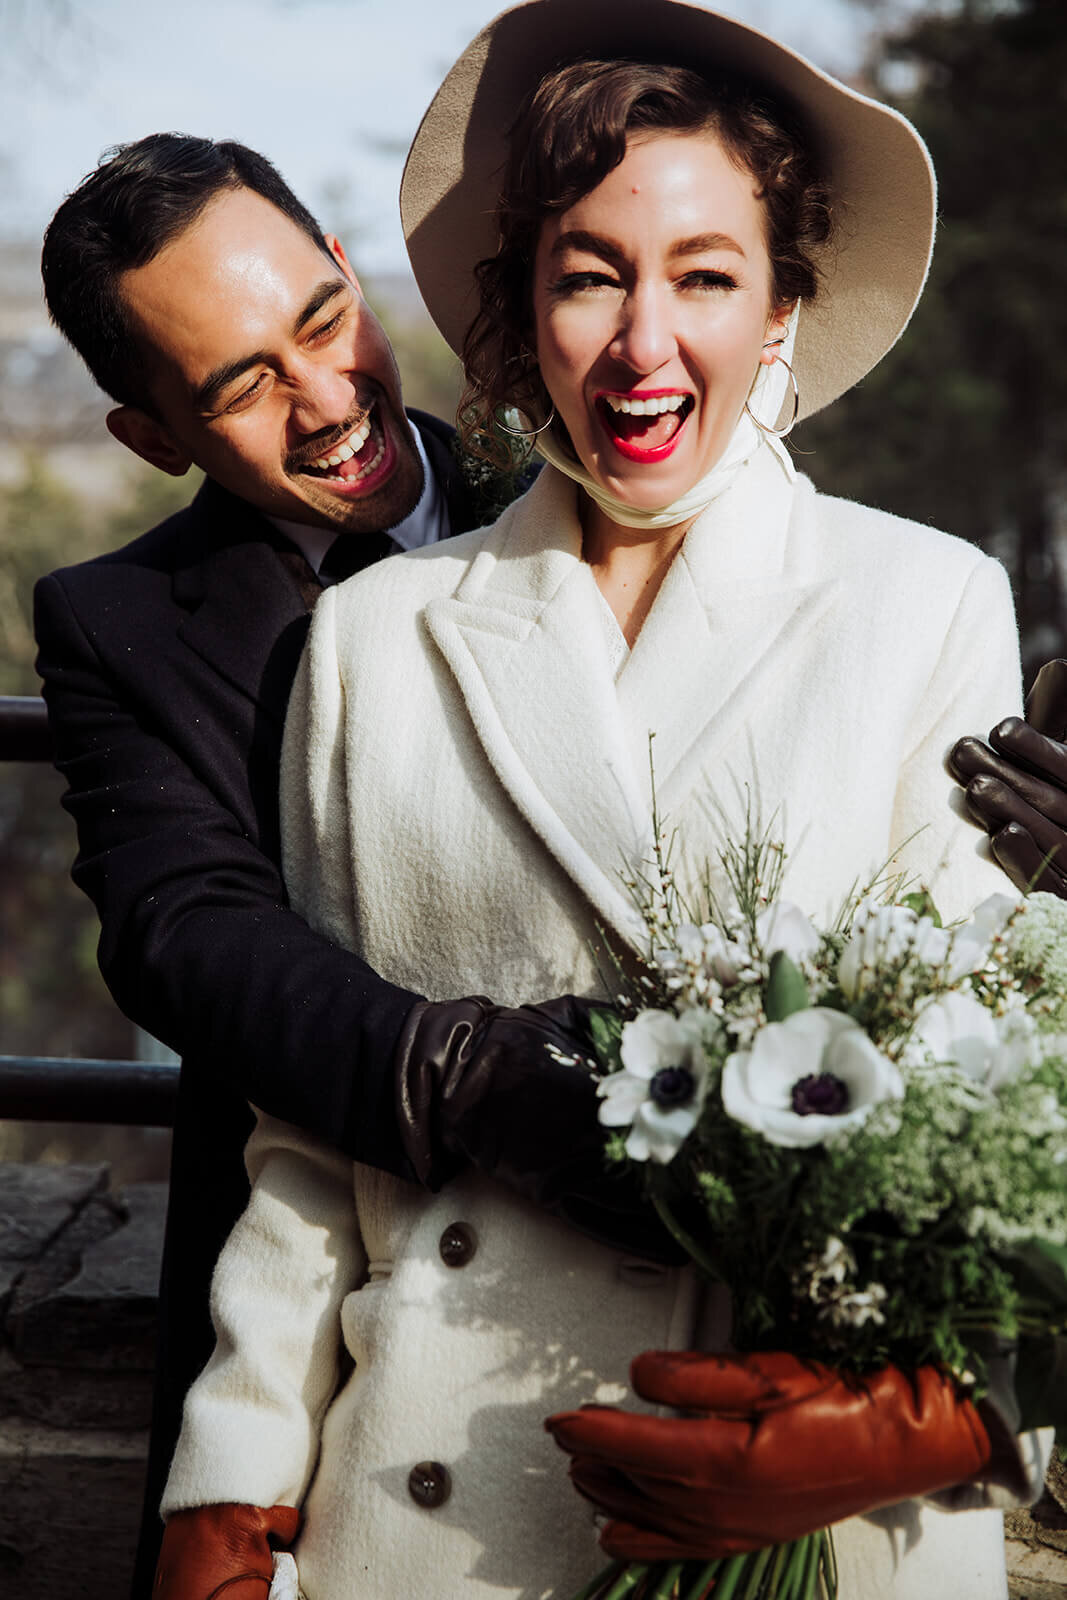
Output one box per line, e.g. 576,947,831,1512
401,0,936,420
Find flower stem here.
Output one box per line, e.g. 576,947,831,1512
649,1183,724,1282
820,1529,838,1600
707,1551,757,1600
739,1546,774,1599
681,1560,722,1600
568,1561,624,1600
649,1562,685,1599
601,1562,651,1600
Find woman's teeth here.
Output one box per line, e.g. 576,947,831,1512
603,393,688,417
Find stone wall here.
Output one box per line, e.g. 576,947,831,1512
0,1158,1063,1598
0,1162,162,1596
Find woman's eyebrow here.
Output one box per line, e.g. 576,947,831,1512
548,228,745,264
549,229,625,265
670,232,745,258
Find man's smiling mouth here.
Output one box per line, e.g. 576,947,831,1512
296,405,388,485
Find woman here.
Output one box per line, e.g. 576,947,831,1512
154,4,1044,1597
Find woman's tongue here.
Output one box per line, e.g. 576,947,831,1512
600,401,685,451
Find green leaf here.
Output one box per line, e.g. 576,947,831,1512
765,951,810,1022
588,1006,623,1069
1014,1333,1067,1432
902,890,942,927
1007,1239,1067,1315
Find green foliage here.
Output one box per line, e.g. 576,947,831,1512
794,0,1067,676
588,1005,624,1070
902,890,942,928
0,448,194,1059
764,951,809,1021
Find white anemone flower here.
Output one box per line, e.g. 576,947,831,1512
906,990,1035,1090
722,1008,903,1148
838,901,950,999
598,1008,716,1163
943,893,1020,982
664,922,745,984
756,901,821,965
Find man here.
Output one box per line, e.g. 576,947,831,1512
35,134,664,1596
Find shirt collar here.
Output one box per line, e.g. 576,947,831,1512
268,418,448,579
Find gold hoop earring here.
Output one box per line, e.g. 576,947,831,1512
745,347,799,440
495,404,556,439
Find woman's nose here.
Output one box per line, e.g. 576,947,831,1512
609,285,675,375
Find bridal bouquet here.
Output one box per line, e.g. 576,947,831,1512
567,812,1067,1600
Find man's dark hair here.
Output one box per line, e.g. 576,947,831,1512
41,133,328,412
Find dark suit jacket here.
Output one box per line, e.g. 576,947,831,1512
33,411,486,1596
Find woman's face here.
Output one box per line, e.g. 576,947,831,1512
532,130,791,511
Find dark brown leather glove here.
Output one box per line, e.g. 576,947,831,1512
545,1351,992,1559
394,995,683,1264
950,659,1067,897
153,1503,300,1600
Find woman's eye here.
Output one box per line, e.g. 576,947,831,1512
680,270,739,292
550,271,620,295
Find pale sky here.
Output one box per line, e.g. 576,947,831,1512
0,0,929,276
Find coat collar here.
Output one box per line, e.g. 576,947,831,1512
168,415,471,727
171,479,310,728
424,449,839,944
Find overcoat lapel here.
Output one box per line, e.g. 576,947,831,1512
424,452,840,943
425,470,651,942
620,455,840,818
171,482,312,728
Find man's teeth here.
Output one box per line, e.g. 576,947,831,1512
603,394,688,417
315,438,386,485
311,415,373,471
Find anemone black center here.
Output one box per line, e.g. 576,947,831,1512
791,1072,849,1117
649,1065,695,1108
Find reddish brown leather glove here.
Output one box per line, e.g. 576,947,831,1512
950,659,1067,897
153,1503,300,1600
545,1351,991,1559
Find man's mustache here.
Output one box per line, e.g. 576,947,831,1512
285,396,378,474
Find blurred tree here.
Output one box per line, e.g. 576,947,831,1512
794,0,1067,681
0,451,195,1062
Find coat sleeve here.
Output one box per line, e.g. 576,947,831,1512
884,553,1055,1505
32,569,416,1175
887,553,1024,924
160,1111,366,1513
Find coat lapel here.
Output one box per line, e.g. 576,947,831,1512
425,452,840,943
171,481,313,729
425,470,651,943
619,453,841,820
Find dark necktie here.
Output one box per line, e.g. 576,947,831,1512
317,528,399,587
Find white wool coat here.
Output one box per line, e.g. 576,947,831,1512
163,448,1042,1600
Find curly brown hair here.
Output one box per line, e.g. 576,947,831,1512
460,59,833,467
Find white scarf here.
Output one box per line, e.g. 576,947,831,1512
534,305,799,530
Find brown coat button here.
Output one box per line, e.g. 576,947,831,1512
408,1460,452,1509
438,1221,477,1267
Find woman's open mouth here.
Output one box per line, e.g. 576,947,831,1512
596,390,695,463
297,404,396,496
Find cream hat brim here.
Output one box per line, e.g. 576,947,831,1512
401,0,936,421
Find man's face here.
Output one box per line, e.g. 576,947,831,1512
117,186,423,533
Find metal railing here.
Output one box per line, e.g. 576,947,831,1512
0,694,52,761
0,695,178,1128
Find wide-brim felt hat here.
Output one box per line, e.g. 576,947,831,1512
401,0,936,422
